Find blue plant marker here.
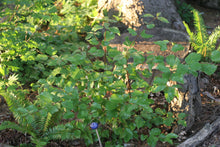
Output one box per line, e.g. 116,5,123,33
90,122,98,130
90,122,103,147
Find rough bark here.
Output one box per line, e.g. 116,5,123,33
97,0,185,32
170,74,202,133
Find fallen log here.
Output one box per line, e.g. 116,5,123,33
177,117,220,147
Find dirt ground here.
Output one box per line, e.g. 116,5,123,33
0,2,220,147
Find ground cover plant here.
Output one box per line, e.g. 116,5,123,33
0,0,219,146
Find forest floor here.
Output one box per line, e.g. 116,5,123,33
0,2,220,147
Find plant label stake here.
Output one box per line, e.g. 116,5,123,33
90,122,103,147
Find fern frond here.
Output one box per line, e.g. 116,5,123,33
43,112,52,133
7,74,18,86
45,123,78,140
0,92,30,123
193,9,208,46
0,121,35,137
208,25,220,49
183,21,194,40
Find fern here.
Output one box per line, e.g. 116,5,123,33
193,9,208,46
208,26,220,50
0,90,73,146
0,121,36,137
45,122,85,141
184,9,220,58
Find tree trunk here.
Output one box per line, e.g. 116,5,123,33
97,0,185,32
170,74,202,133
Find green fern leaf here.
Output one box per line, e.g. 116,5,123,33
192,9,210,56
0,121,35,137
193,9,208,46
43,112,52,133
208,25,220,50
183,21,194,41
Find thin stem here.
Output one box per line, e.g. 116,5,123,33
95,129,103,147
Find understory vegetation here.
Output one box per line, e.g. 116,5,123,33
0,0,219,146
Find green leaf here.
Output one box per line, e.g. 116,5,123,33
211,50,220,62
141,30,153,39
153,85,166,93
189,62,201,71
51,67,62,76
143,13,154,18
166,55,180,67
109,27,120,36
185,53,201,64
201,63,217,75
163,117,174,126
73,130,81,138
158,17,169,23
154,40,169,51
105,31,115,41
113,54,127,65
155,108,165,115
128,28,137,36
38,91,53,103
135,116,145,129
157,64,170,73
108,48,121,57
88,37,99,45
124,128,133,142
141,134,148,141
36,54,48,61
178,113,186,119
147,135,158,147
110,94,124,104
105,102,118,110
171,44,184,52
132,52,145,66
146,24,155,29
85,33,94,40
71,68,81,79
178,120,187,126
164,87,176,102
92,25,103,31
78,110,89,119
62,100,74,111
63,111,74,119
102,40,110,46
156,12,161,17
123,36,134,46
104,22,110,29
153,77,167,85
88,47,104,57
164,133,178,144
150,128,161,136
